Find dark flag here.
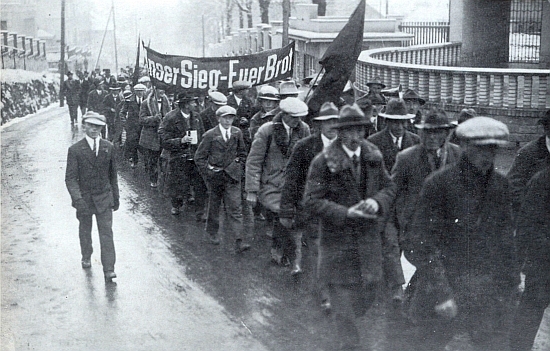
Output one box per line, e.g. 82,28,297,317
131,35,141,86
305,0,365,124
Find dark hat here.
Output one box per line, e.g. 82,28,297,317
335,104,370,129
456,117,509,145
108,81,120,90
415,109,454,130
378,98,415,120
402,89,426,105
538,109,550,126
122,91,134,100
366,76,386,89
175,92,197,104
313,102,339,121
232,80,252,91
82,111,106,126
455,108,477,125
66,71,73,76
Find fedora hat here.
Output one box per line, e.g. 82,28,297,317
402,89,426,105
378,98,415,120
108,81,120,90
175,91,197,104
313,102,339,121
279,80,299,97
335,104,370,129
366,76,386,89
415,109,454,130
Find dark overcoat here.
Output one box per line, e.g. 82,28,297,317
61,79,81,106
194,125,247,182
367,128,421,171
138,95,171,151
249,108,278,140
102,93,123,139
227,94,255,121
199,107,218,133
65,138,119,214
405,156,519,322
304,139,396,285
119,97,142,139
391,142,461,240
507,135,550,212
86,89,106,113
279,132,324,223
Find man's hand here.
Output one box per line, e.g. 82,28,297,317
347,202,376,219
246,192,257,206
75,199,90,214
359,198,379,215
181,135,193,144
113,198,120,211
279,218,294,229
435,298,458,319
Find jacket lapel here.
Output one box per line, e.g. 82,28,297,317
212,127,227,148
79,139,97,165
96,139,109,165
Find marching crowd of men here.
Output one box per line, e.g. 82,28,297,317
63,69,549,351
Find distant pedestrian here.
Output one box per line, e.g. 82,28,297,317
406,117,519,350
194,105,250,253
402,88,426,131
61,71,81,125
102,82,123,143
119,83,146,168
79,71,92,116
65,111,119,282
199,91,228,132
249,85,280,139
227,80,255,125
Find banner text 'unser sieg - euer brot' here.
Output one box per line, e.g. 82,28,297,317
144,42,295,93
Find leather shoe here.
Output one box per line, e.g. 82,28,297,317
209,235,220,245
81,258,91,269
235,239,250,253
104,271,117,282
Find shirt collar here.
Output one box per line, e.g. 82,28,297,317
546,135,550,154
342,144,361,159
234,95,242,105
389,130,402,146
321,133,336,149
84,134,101,153
282,120,291,134
181,110,190,119
219,124,230,135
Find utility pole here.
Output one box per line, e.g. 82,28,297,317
282,0,290,46
60,0,66,107
112,0,119,75
202,14,205,57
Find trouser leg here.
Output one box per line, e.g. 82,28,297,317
188,161,208,216
381,221,405,293
69,104,78,123
510,269,550,351
223,178,243,241
77,211,93,259
329,284,361,350
96,210,115,272
205,177,223,237
240,178,254,237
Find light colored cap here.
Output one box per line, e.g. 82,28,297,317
232,80,252,91
208,91,227,105
313,102,339,121
455,116,509,145
258,85,280,101
82,111,106,126
280,97,308,117
138,76,151,83
133,83,146,91
216,105,237,118
279,80,299,96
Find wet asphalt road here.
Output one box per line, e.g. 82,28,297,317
2,106,549,351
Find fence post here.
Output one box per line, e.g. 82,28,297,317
11,33,17,69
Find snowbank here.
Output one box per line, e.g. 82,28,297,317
1,69,60,124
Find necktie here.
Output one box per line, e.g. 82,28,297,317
92,138,97,156
225,129,229,142
395,138,400,150
352,154,360,182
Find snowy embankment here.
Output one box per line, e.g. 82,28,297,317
1,69,60,125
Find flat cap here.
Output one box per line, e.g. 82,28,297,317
280,97,308,117
138,76,151,83
82,111,106,126
133,83,146,91
208,91,227,105
232,80,252,91
216,105,237,118
258,85,280,101
455,116,509,145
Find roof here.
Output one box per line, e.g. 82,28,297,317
288,29,414,43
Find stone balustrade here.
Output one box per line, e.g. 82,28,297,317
356,43,550,143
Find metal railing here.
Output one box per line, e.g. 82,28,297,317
398,22,450,46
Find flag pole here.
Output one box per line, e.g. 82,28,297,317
304,67,324,102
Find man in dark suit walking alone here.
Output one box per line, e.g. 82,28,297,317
65,111,120,282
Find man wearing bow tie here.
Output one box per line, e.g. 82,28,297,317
65,112,120,282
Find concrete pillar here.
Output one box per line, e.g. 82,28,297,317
450,0,511,68
540,0,550,68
